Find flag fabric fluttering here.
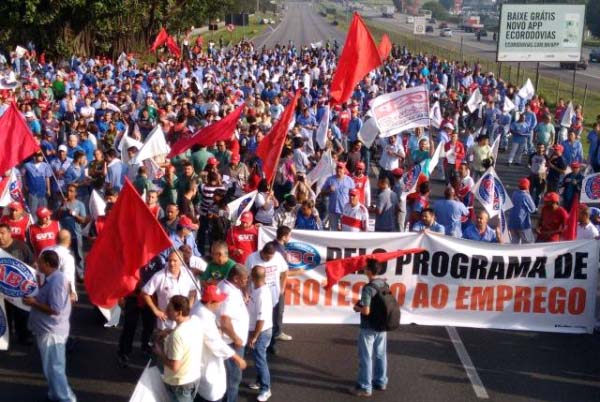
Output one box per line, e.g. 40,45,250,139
227,190,258,225
150,28,169,52
563,193,580,241
0,102,41,174
330,13,382,105
325,248,424,289
472,167,513,218
257,91,300,185
165,35,182,58
168,103,244,158
133,126,171,164
84,179,172,308
378,33,392,60
429,101,442,128
517,78,535,101
315,105,330,150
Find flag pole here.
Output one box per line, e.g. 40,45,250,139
172,247,203,295
41,152,67,201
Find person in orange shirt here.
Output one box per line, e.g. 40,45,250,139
352,162,371,206
226,211,259,264
0,201,30,242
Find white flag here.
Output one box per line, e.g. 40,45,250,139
89,189,107,220
472,167,513,218
518,78,535,101
424,141,444,177
227,190,258,225
580,172,600,203
358,116,380,148
0,169,20,207
561,101,575,128
98,305,122,328
14,46,27,58
490,135,501,166
466,88,483,114
129,362,171,402
310,41,323,49
429,101,442,128
0,298,8,351
118,134,144,164
307,149,336,197
498,209,511,244
503,97,516,113
315,106,330,150
0,249,38,311
134,126,171,164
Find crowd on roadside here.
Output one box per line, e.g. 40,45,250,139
1,35,600,402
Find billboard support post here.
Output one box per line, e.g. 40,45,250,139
535,62,540,91
571,68,576,99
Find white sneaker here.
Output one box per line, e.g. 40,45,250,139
275,332,293,341
257,390,272,401
248,382,260,390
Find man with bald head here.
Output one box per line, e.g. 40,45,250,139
433,187,469,238
47,229,77,301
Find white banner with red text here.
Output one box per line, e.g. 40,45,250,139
369,86,430,136
258,228,598,334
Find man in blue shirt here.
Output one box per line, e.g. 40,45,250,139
24,249,77,402
434,187,469,238
323,162,355,231
463,210,501,243
412,208,445,234
587,122,600,172
508,178,536,244
58,184,88,273
24,152,52,214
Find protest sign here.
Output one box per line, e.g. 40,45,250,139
370,86,430,136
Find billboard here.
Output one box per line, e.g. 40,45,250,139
414,16,426,35
497,4,586,62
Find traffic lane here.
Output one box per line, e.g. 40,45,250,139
239,324,480,402
457,327,600,402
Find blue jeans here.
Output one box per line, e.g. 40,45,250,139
357,328,388,394
36,333,77,402
223,345,245,402
253,329,272,393
165,378,200,402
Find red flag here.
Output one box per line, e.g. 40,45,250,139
256,91,300,185
150,28,169,52
330,13,382,105
165,35,182,58
325,248,424,289
0,102,41,174
378,33,392,61
563,193,580,241
168,103,245,157
84,179,172,308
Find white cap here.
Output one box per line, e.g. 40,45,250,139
58,144,68,152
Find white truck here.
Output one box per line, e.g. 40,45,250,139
382,6,395,18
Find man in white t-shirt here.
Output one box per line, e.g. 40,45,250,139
218,264,249,402
577,206,600,240
154,295,203,402
341,189,369,232
247,265,274,402
142,251,197,330
245,242,288,355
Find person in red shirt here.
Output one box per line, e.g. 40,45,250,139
145,190,164,220
443,130,466,182
351,162,371,206
341,189,369,232
0,201,30,242
28,207,60,256
535,192,568,242
226,211,258,264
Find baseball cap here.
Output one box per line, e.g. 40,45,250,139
201,285,228,303
518,178,530,190
58,145,68,152
570,161,581,169
24,111,35,119
230,153,241,163
544,192,560,203
36,207,52,219
443,122,454,131
8,201,23,211
207,157,219,166
392,168,404,177
552,144,564,154
336,162,346,169
356,162,365,170
349,188,359,196
178,215,199,230
240,211,254,223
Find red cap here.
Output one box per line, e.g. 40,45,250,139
570,161,581,169
36,207,52,219
8,201,23,211
336,162,346,169
355,162,365,170
518,178,530,190
240,211,253,223
544,192,560,203
392,168,404,177
178,215,199,230
349,188,359,196
552,144,564,154
207,157,219,166
231,153,241,163
201,285,228,303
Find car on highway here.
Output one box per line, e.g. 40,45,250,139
475,29,488,37
440,28,452,37
428,18,437,24
559,60,588,70
590,48,600,63
425,25,434,33
439,22,449,29
407,15,415,23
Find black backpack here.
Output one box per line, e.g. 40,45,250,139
366,282,400,332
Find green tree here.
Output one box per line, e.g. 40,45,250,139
421,1,449,20
587,0,600,37
439,0,454,11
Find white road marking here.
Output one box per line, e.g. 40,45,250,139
446,326,490,399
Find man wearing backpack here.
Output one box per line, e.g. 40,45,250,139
352,258,399,397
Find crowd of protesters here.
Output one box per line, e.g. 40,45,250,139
1,34,600,402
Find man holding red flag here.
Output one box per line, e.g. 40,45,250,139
0,102,41,175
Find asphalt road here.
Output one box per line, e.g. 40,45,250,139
1,3,599,402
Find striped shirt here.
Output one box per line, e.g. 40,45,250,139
199,183,225,216
341,203,369,232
